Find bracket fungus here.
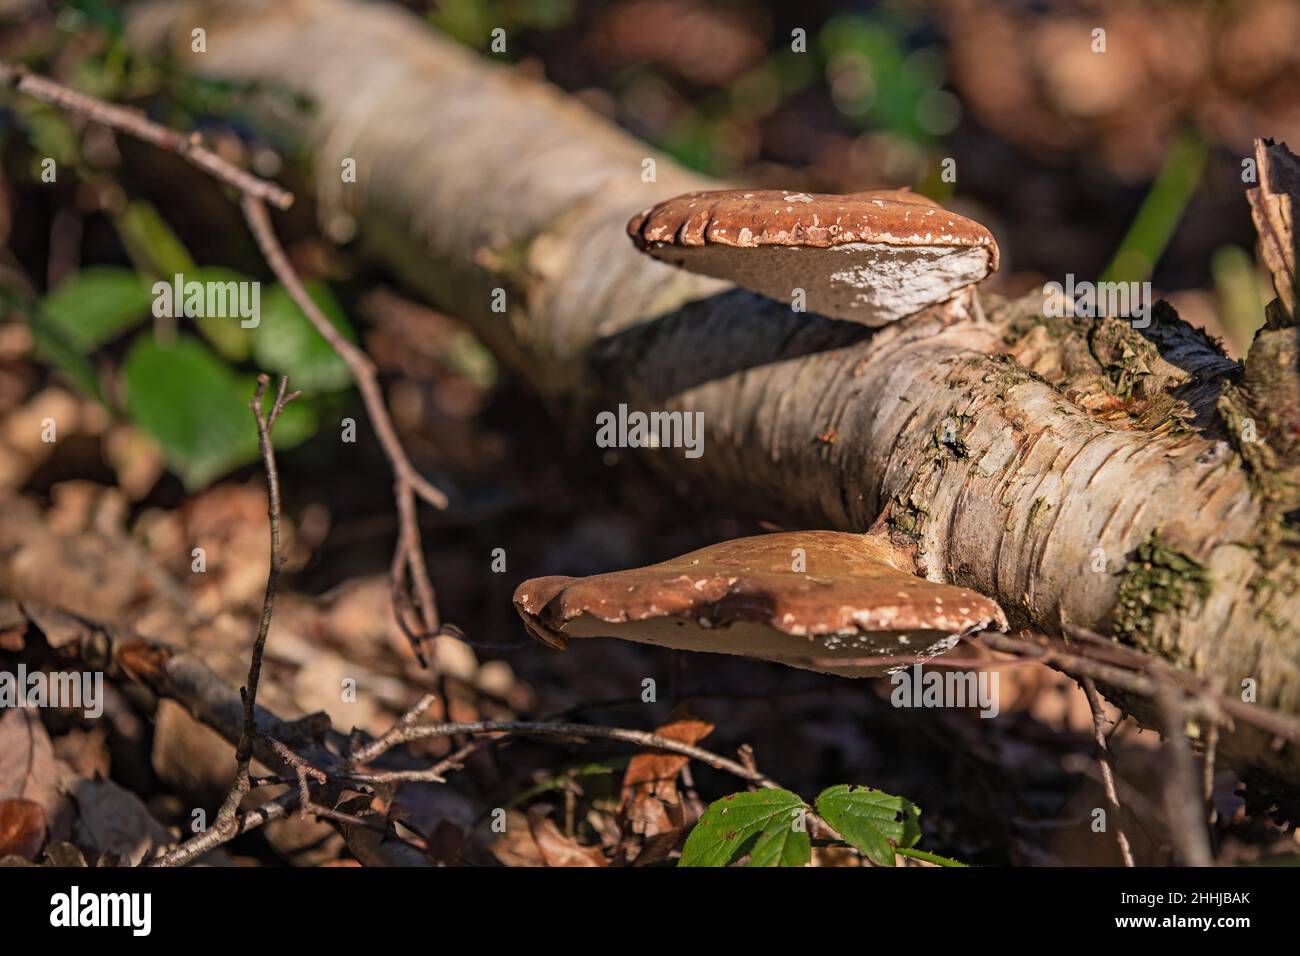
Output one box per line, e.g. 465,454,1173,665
628,188,999,325
514,531,1006,676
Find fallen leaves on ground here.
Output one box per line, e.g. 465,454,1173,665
0,798,46,861
616,707,713,865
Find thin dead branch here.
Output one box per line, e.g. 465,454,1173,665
241,196,452,661
1081,677,1135,867
977,629,1300,744
343,718,782,789
150,375,300,865
345,693,438,767
0,62,292,210
1155,684,1215,867
149,791,298,869
132,647,429,867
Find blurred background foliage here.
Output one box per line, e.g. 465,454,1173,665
0,0,1295,494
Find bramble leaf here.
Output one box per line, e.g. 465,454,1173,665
251,282,355,393
123,334,314,489
41,267,153,351
815,784,921,867
679,789,806,867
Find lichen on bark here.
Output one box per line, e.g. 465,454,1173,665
1112,532,1213,665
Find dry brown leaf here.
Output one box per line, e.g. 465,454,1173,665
488,809,546,867
182,484,302,613
150,698,239,808
588,0,767,87
52,725,110,780
0,389,80,489
0,598,26,651
0,627,24,652
114,639,173,687
526,806,608,867
424,821,465,866
0,798,46,861
0,708,75,840
0,494,142,625
104,424,164,501
68,778,176,866
41,841,87,867
19,602,93,650
810,844,864,867
616,707,714,864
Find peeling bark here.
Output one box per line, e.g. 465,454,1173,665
125,0,1300,792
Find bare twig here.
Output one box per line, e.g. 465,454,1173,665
345,693,438,767
421,739,484,781
241,196,451,661
151,376,300,866
344,718,782,789
235,375,299,771
1156,684,1215,867
348,713,849,851
133,648,432,867
0,62,292,210
974,629,1300,745
975,631,1187,699
150,791,298,868
1080,677,1135,867
261,732,327,820
1063,624,1300,741
1203,722,1220,828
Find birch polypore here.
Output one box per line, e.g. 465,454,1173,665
628,189,999,325
515,531,1006,676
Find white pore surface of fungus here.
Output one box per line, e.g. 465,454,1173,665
658,241,990,326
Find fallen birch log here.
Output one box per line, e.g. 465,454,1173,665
124,0,1300,803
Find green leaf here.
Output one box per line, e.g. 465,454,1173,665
679,789,806,867
66,0,127,36
1100,127,1207,286
815,784,922,867
185,267,258,361
27,312,103,402
746,815,811,868
122,334,314,490
2,287,104,402
19,105,79,167
41,267,155,351
114,200,195,279
251,282,355,393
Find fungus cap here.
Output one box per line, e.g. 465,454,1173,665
628,189,998,326
514,531,1006,677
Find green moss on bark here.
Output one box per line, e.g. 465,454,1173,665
888,492,929,541
1113,533,1212,661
